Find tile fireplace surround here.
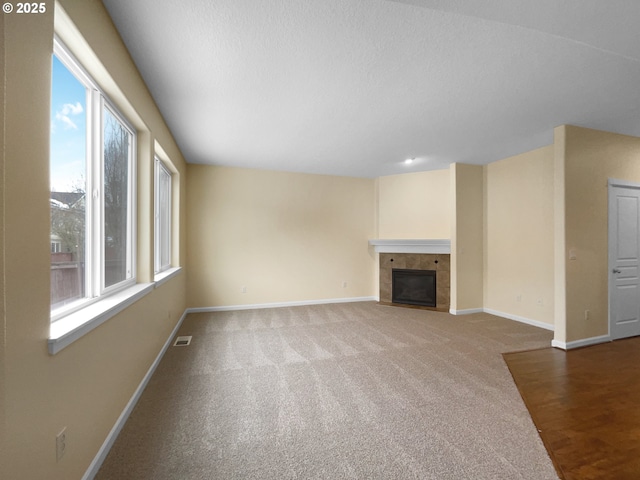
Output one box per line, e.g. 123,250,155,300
379,253,451,311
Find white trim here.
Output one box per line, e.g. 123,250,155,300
483,308,555,331
449,308,483,315
153,267,182,288
368,239,451,254
449,307,555,331
190,301,584,356
49,283,154,354
82,309,189,480
551,334,610,350
50,267,184,354
187,296,378,313
608,178,640,189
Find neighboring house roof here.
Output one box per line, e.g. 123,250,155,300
50,192,85,209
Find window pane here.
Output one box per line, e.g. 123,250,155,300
160,167,171,268
103,107,131,288
155,160,172,273
50,55,87,310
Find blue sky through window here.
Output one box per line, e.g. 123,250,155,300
50,55,87,193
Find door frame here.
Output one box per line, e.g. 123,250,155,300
608,178,640,339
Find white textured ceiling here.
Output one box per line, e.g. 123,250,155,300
101,0,640,178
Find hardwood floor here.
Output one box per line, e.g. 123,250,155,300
503,337,640,480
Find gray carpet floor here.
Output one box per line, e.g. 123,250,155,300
96,302,559,479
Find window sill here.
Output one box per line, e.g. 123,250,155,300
154,266,182,288
49,283,154,355
49,267,184,355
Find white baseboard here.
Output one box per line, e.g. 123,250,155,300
551,334,610,350
483,308,555,331
187,296,378,313
82,309,189,480
449,308,483,315
449,307,555,332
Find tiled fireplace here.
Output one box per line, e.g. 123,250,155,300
379,253,450,311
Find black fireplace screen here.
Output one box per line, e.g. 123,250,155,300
392,268,436,307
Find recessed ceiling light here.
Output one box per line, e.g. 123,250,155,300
404,158,414,165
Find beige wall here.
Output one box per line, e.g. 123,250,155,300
377,169,450,239
450,163,484,311
483,146,555,326
4,1,188,479
1,7,7,473
5,5,639,480
187,166,377,307
560,125,640,342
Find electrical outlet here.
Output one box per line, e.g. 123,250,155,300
241,286,247,294
342,281,347,288
56,427,67,462
516,295,522,302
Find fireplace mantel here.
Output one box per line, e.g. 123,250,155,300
368,239,451,254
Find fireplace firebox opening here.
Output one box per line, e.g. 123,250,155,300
391,268,436,307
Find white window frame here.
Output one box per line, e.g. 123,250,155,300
51,240,62,253
154,157,172,274
51,37,137,322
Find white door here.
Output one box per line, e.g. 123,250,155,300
609,181,640,340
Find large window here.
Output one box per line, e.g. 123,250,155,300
154,158,172,274
50,38,136,320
